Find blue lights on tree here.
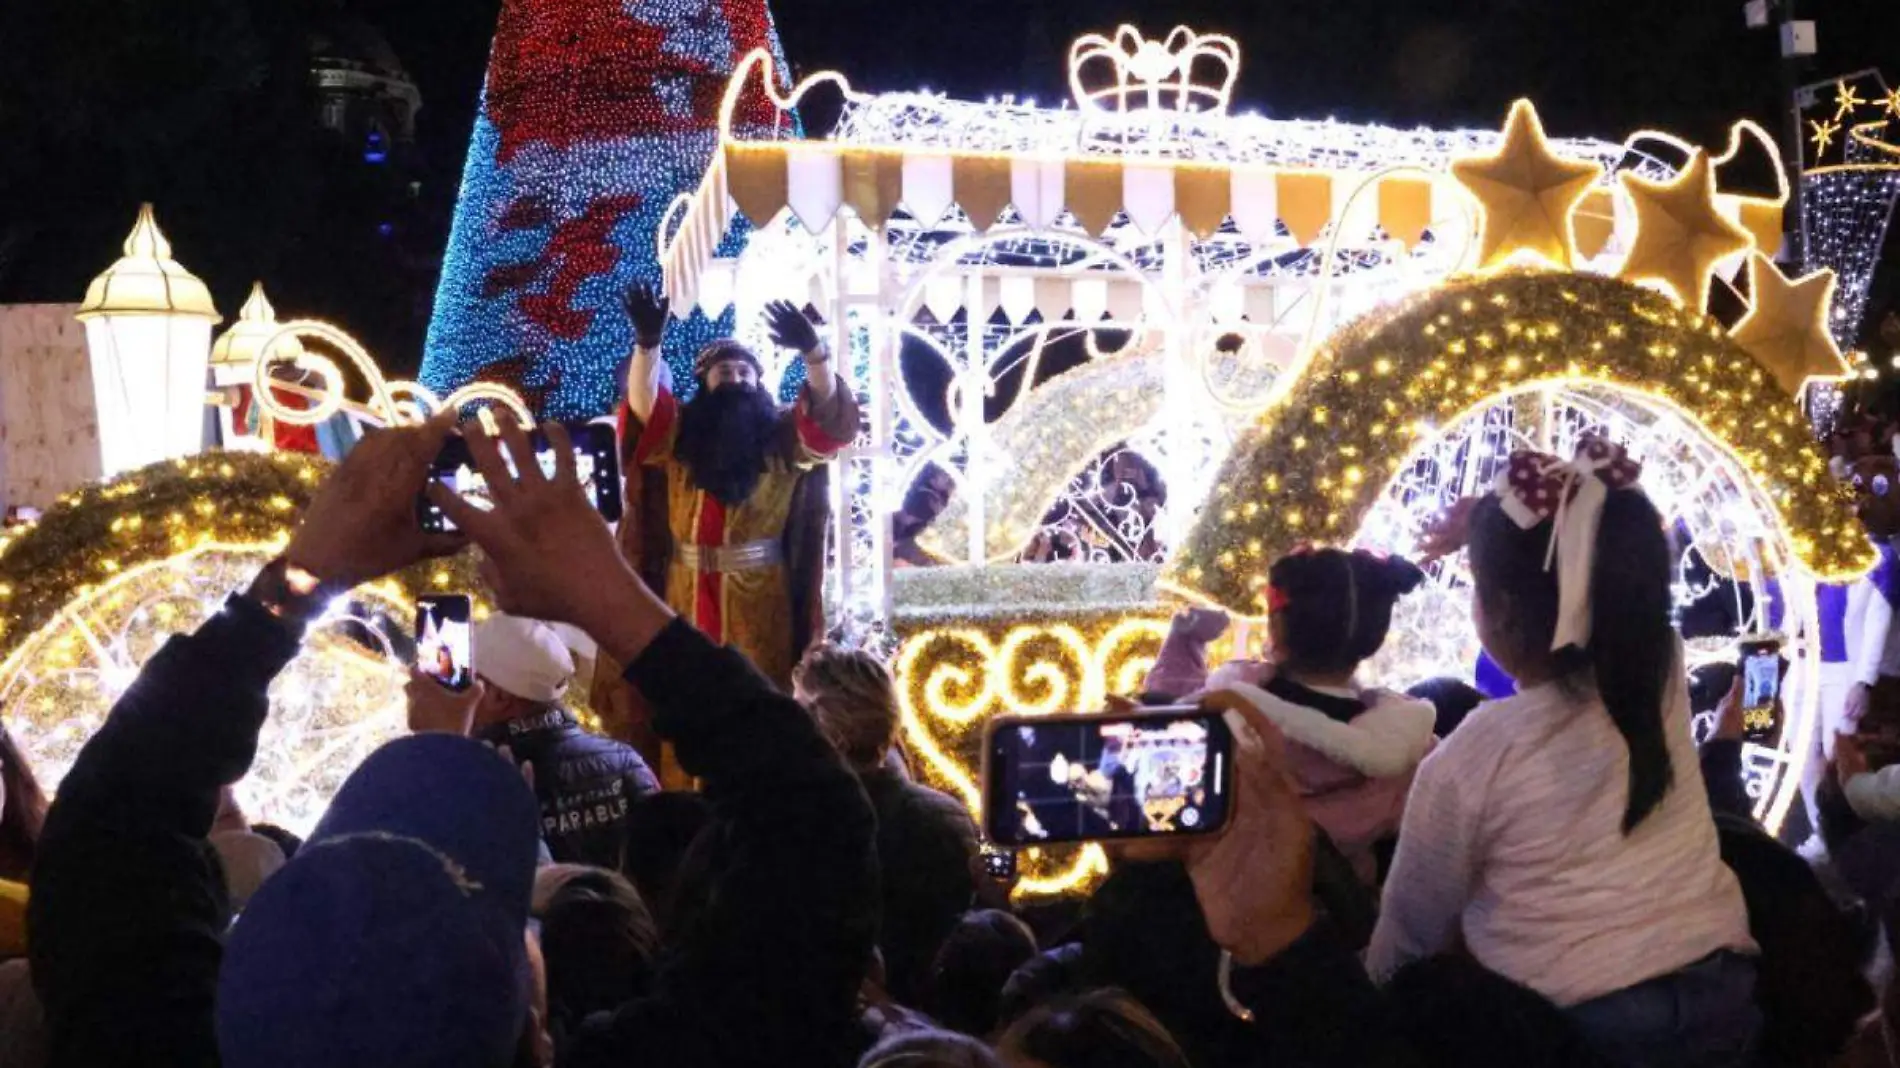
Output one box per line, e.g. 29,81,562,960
421,0,791,418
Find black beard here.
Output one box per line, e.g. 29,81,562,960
676,383,780,505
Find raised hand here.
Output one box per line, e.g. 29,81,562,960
425,421,673,664
284,409,465,590
1416,495,1480,564
764,300,822,354
626,284,671,348
406,669,485,736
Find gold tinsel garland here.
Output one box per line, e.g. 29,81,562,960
1161,271,1873,617
0,450,486,663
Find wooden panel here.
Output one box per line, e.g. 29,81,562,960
0,305,100,510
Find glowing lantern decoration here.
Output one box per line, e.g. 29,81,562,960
209,282,302,450
76,204,223,476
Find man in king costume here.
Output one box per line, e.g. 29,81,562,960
593,285,857,762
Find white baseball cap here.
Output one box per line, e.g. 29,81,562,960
473,614,576,704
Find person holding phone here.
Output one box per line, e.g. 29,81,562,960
28,414,881,1068
1372,437,1757,1067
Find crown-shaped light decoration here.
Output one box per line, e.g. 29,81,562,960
1068,25,1241,117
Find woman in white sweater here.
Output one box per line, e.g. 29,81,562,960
1367,438,1758,1068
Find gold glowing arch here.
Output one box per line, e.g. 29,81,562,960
1160,271,1873,617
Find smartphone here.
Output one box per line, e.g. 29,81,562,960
979,842,1018,882
418,421,623,533
1738,638,1783,744
416,594,475,692
981,707,1234,847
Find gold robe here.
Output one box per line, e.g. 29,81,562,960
619,380,857,687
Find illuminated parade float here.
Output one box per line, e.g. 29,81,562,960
2,24,1898,901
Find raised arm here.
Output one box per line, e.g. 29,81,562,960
428,421,878,1067
622,284,673,425
766,300,858,461
31,414,465,1066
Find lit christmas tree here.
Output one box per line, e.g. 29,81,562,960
421,0,791,418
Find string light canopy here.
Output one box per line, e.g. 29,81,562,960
645,27,1886,893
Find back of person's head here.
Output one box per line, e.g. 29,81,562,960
473,614,576,706
0,721,47,883
926,909,1039,1039
538,866,659,1026
996,989,1190,1068
794,643,900,770
1266,547,1424,676
250,822,304,862
215,734,542,1068
620,790,713,928
210,830,288,911
1468,485,1675,833
858,1029,1003,1068
1384,956,1610,1066
1718,814,1872,1064
1405,677,1485,738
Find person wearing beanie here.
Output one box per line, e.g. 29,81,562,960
411,612,659,867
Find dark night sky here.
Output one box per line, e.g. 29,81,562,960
359,0,1898,194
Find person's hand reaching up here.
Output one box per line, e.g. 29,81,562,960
284,410,465,590
426,421,674,664
406,669,485,736
1416,496,1479,564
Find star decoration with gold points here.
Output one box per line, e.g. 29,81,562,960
1450,99,1603,271
1730,253,1850,398
1887,86,1900,119
1836,79,1867,121
1810,117,1841,157
1616,151,1754,312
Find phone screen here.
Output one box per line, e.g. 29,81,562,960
1739,640,1782,744
983,709,1233,846
416,595,474,692
418,421,623,533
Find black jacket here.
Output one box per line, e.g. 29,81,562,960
29,599,877,1068
857,765,977,1006
563,619,879,1068
1003,862,1411,1068
30,595,295,1067
479,706,659,868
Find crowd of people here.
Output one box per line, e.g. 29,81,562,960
7,397,1900,1068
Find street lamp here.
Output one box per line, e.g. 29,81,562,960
75,204,223,476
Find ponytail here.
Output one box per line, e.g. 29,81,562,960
1582,490,1675,832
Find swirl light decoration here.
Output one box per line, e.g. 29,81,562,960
1161,271,1871,616
890,564,1241,898
249,319,536,432
0,452,492,832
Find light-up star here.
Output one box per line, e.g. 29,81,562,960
1617,151,1753,312
1730,253,1850,397
1886,86,1900,119
1809,117,1841,156
1450,99,1603,270
1835,79,1867,121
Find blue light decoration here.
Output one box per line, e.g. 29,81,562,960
421,0,793,418
1796,70,1900,349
